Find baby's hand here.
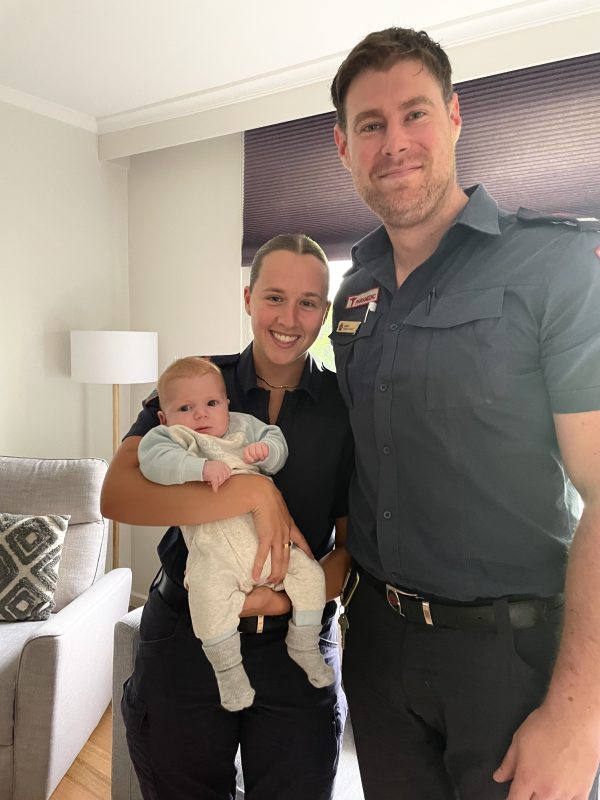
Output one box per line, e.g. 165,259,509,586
244,442,270,464
202,460,231,492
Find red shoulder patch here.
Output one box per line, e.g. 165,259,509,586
596,246,600,260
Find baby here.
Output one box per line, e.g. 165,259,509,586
138,356,334,711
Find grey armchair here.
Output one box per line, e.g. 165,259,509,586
0,455,132,800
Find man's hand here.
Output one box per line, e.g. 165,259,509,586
249,479,312,584
244,442,270,464
202,460,231,492
493,700,600,799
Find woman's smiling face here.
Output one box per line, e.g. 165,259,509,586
244,250,330,370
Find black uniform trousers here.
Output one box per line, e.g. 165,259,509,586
343,574,599,800
122,587,346,800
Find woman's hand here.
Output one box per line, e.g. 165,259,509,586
249,479,312,585
240,586,292,617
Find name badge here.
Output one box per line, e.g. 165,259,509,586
336,320,361,334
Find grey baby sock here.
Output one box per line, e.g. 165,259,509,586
202,633,255,711
285,620,335,688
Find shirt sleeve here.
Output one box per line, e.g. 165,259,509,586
138,425,206,485
540,230,600,413
332,427,354,520
229,412,288,474
125,393,161,438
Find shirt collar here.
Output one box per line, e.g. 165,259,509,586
352,183,502,270
454,184,501,236
238,343,323,401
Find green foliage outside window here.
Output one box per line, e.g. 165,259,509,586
310,305,335,372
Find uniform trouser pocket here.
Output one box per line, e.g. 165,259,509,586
121,678,160,800
509,604,562,684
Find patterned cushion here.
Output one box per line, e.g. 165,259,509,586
0,513,69,621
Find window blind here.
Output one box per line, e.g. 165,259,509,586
242,52,600,265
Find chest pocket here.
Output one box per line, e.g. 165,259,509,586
405,286,505,410
330,315,381,409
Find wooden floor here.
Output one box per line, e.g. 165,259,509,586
50,705,112,800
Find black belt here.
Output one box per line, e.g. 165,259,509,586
154,569,291,634
357,567,563,631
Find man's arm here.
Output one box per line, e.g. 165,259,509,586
494,409,600,799
101,437,309,584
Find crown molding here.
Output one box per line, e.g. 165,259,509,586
1,0,595,138
430,0,598,46
96,55,340,135
98,3,600,160
97,0,597,136
0,83,97,132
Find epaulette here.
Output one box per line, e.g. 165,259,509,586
517,207,600,232
142,389,159,408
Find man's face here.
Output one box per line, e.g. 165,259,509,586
334,58,462,229
158,373,230,437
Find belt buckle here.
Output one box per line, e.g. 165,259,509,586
386,584,434,625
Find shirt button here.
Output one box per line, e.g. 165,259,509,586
382,446,391,455
383,511,392,520
389,323,398,331
379,383,388,392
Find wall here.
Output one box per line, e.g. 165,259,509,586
0,100,129,565
0,101,130,567
126,133,244,599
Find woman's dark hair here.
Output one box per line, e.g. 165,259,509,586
249,234,329,292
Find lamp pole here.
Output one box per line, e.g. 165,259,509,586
70,330,158,571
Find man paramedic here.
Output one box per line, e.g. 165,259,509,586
330,26,600,800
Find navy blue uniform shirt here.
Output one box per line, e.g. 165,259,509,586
126,344,354,585
331,184,600,601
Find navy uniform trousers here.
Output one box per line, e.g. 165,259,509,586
343,575,599,800
122,588,346,800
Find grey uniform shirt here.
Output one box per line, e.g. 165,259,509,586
331,184,600,601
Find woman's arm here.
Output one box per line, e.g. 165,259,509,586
320,516,351,601
101,436,309,584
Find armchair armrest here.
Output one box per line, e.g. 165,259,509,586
14,568,132,799
112,607,143,800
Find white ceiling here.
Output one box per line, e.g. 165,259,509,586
0,0,597,136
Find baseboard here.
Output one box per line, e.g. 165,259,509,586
129,591,148,609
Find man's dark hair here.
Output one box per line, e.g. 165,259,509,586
331,27,453,130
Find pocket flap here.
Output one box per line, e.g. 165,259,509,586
405,286,504,329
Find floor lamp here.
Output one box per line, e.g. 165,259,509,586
70,330,158,568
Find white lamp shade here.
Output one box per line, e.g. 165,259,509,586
70,330,158,385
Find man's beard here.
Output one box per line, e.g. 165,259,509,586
358,159,456,229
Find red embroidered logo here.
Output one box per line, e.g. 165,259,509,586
595,246,600,260
345,288,380,309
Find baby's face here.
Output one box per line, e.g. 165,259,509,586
158,373,229,437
